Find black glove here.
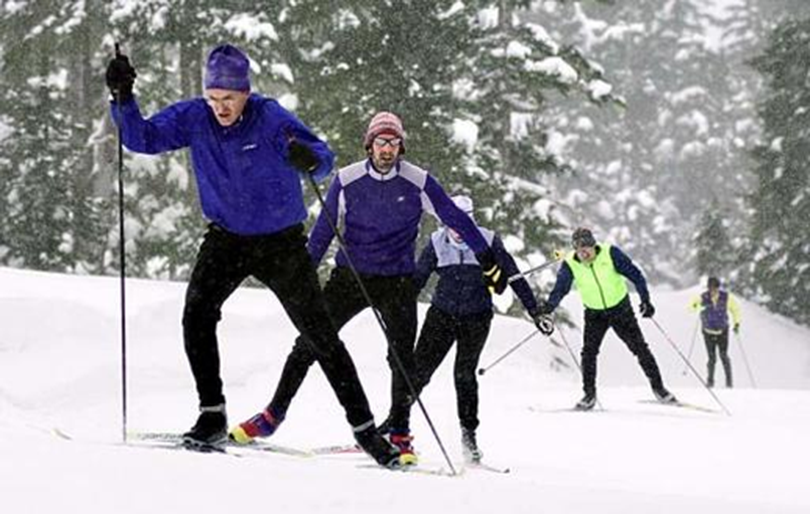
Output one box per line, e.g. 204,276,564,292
530,309,555,336
289,140,320,173
639,299,655,318
733,323,740,335
105,52,137,103
476,250,507,295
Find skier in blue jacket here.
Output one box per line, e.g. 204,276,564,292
230,112,508,465
105,44,399,467
409,195,552,463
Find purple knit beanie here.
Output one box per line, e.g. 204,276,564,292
204,44,250,91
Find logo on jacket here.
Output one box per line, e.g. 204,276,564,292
242,143,258,151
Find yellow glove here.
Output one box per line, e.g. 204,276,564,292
477,250,507,295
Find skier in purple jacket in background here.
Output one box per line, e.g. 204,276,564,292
231,112,508,465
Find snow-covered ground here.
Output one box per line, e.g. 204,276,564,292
0,266,808,513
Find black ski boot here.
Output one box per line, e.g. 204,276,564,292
461,427,483,464
355,423,401,468
653,387,678,404
183,404,228,447
575,392,597,411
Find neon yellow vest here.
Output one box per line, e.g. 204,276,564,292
565,244,628,310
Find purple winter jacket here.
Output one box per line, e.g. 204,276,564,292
110,94,334,236
307,159,488,276
700,290,730,331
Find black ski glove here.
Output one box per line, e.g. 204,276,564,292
289,140,320,173
476,249,507,295
105,52,137,103
530,308,554,336
733,322,740,335
639,299,655,318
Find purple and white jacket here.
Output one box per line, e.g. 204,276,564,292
307,159,489,276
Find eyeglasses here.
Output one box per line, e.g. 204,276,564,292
373,137,402,148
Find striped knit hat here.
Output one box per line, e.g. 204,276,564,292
364,111,406,150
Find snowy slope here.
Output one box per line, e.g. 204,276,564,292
0,267,808,514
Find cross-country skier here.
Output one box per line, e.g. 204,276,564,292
230,112,508,465
408,194,552,463
689,276,741,388
537,227,677,410
105,43,399,467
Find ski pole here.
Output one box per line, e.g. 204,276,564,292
506,250,564,284
681,318,699,376
554,328,604,411
478,329,539,376
114,42,129,443
305,174,457,475
649,318,731,415
734,332,757,388
552,327,583,377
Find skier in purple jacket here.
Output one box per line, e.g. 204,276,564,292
231,112,508,465
105,44,399,467
689,276,741,388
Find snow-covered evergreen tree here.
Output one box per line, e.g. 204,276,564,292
693,197,734,279
535,0,756,286
0,0,109,273
461,1,620,271
744,17,810,326
278,2,617,301
103,2,286,279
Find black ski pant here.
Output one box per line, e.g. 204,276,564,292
703,329,732,387
182,224,375,427
413,306,493,432
580,296,665,396
268,266,418,433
